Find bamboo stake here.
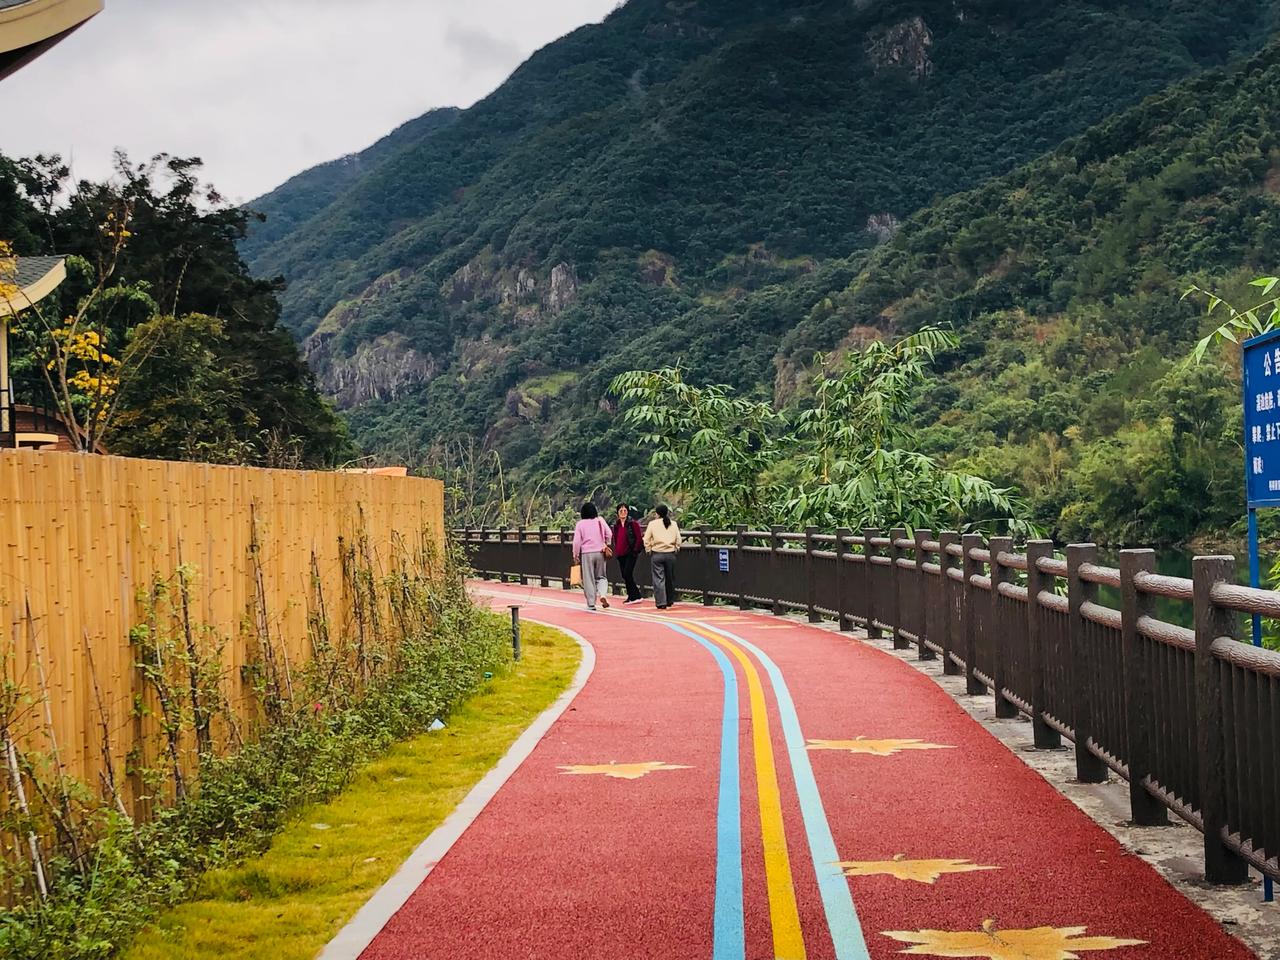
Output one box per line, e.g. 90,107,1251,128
175,542,212,757
4,735,47,899
24,595,82,867
82,629,128,818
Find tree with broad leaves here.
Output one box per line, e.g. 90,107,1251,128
610,328,1034,534
1186,274,1280,361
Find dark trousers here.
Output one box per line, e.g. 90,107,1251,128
651,552,676,608
618,552,642,601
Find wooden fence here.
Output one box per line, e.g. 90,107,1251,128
0,451,443,808
462,524,1280,888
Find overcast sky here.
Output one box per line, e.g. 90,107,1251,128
2,0,619,201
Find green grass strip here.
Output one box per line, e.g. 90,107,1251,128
121,623,580,960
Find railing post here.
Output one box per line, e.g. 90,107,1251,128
914,529,935,660
480,528,492,581
700,525,712,606
961,533,985,695
863,528,882,639
560,527,571,590
936,535,957,675
805,526,819,623
1192,556,1250,884
770,525,784,616
517,529,529,585
938,531,960,675
538,526,549,588
836,527,853,632
736,524,748,610
1024,540,1061,749
889,527,909,650
1120,549,1169,825
989,536,1018,718
1067,543,1108,783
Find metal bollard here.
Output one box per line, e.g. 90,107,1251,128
509,605,521,661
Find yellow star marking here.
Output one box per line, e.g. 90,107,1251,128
883,920,1145,958
558,761,692,780
807,737,954,757
836,854,999,884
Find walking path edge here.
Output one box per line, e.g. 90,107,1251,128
316,622,596,960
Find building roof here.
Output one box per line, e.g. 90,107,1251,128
1,255,66,318
0,0,103,81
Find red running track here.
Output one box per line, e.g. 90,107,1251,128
351,584,1255,960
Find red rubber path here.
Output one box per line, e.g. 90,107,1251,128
356,584,1256,960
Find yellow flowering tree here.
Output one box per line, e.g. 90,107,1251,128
6,197,169,451
0,240,18,302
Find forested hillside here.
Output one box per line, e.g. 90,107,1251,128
243,0,1280,543
787,44,1280,547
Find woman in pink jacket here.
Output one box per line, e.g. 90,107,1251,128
571,502,612,611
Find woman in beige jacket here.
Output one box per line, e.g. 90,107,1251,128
644,504,682,609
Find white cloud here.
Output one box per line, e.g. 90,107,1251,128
1,0,619,201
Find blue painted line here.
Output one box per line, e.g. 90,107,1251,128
664,623,745,960
707,625,871,960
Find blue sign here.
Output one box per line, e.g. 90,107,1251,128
1243,328,1280,507
718,548,730,573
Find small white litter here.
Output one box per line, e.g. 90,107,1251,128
429,718,446,731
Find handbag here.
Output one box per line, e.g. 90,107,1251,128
569,562,583,586
599,519,615,560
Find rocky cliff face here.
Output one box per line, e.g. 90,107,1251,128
867,16,933,79
303,255,581,410
445,255,578,313
305,331,437,407
544,263,579,313
866,213,901,244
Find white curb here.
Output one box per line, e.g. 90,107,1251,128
317,619,596,960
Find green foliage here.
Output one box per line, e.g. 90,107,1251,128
3,152,351,466
610,331,1033,533
609,367,781,525
0,544,507,960
765,41,1280,546
238,0,1280,524
1186,274,1280,360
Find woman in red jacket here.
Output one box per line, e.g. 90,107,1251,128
611,503,645,604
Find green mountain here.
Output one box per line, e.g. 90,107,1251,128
238,107,461,267
779,42,1280,546
244,0,1280,542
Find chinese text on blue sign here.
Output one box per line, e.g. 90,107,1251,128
1243,328,1280,507
718,548,730,573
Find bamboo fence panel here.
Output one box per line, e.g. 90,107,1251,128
0,450,444,810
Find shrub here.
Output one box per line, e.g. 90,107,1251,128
0,541,508,960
